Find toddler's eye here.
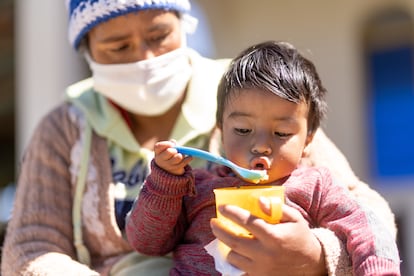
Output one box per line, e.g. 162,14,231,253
235,128,251,135
275,132,291,138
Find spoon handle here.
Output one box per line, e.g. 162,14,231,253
174,146,267,183
174,146,234,167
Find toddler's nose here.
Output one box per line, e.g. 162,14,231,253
251,143,272,155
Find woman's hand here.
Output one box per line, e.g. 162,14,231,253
210,203,326,276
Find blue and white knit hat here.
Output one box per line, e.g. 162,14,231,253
66,0,192,49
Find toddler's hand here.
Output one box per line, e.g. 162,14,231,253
154,141,192,175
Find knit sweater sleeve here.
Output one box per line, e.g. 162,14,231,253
299,168,400,275
1,104,99,276
125,160,195,256
302,129,397,237
300,129,398,275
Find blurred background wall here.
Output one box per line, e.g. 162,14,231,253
1,0,413,273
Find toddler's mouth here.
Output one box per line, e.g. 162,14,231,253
254,163,266,170
250,157,270,171
250,157,270,182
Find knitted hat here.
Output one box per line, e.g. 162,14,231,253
66,0,192,50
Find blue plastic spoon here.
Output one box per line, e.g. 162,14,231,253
174,146,268,183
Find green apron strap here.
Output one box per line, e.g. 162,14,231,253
72,123,92,266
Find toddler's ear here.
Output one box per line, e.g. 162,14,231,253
208,127,223,156
302,145,310,158
302,133,315,158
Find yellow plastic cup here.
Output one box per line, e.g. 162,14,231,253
213,185,284,237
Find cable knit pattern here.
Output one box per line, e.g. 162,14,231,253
1,104,132,275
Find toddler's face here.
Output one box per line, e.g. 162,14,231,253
221,89,312,183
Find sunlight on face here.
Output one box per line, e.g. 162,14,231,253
221,89,312,183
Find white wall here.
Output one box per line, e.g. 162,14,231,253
15,0,87,159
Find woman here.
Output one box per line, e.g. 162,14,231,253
1,0,396,275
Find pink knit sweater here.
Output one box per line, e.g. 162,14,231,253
126,162,401,275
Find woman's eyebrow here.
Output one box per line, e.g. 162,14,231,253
146,22,170,32
99,33,130,43
98,22,170,43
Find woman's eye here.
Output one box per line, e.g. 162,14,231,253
110,44,129,52
148,33,169,45
235,128,251,135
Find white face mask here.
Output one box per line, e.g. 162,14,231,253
85,47,192,116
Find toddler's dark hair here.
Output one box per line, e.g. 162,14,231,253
216,41,327,135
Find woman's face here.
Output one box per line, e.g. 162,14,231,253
87,10,182,64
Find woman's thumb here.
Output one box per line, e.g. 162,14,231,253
280,204,301,223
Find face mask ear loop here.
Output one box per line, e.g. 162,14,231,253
181,13,198,34
180,13,198,48
81,46,94,64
